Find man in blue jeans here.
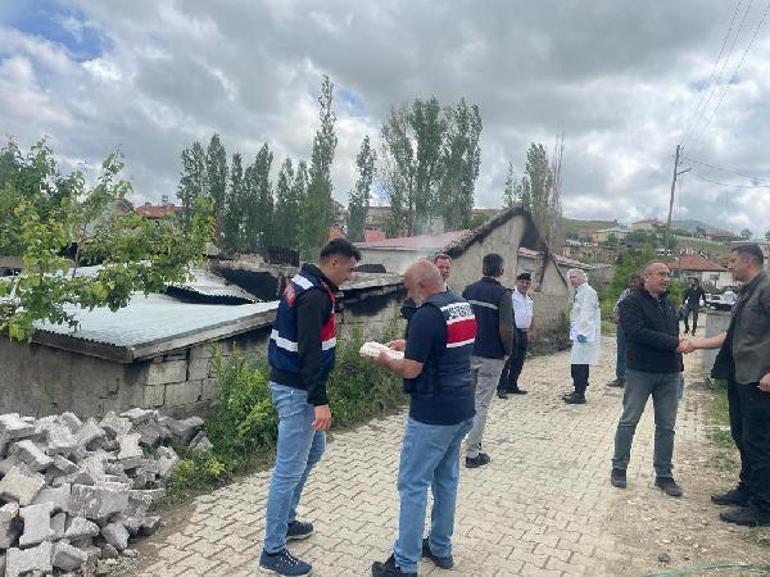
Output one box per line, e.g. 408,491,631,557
611,261,689,497
259,239,360,577
369,260,477,577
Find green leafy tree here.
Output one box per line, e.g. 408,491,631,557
0,139,213,342
502,161,516,209
273,158,299,248
177,141,208,226
300,75,337,256
439,98,482,230
739,228,753,240
765,229,770,242
222,152,244,252
206,134,228,246
515,142,561,248
346,135,376,242
242,144,274,251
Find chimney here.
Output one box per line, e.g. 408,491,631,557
161,194,169,206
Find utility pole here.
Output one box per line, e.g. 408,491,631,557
665,144,691,253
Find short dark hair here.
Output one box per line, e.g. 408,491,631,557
320,238,361,262
731,243,764,267
516,272,532,281
628,273,642,283
482,253,504,277
433,253,452,264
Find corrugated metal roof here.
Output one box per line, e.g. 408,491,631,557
168,268,259,303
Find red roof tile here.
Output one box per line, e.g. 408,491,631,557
669,254,726,272
136,205,181,218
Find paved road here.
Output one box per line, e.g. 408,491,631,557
124,338,767,577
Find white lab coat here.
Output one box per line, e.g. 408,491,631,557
569,282,601,365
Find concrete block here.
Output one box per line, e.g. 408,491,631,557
52,455,78,474
53,541,88,571
201,377,219,401
189,432,213,452
126,491,152,517
164,381,202,406
11,439,54,472
42,423,77,456
0,452,23,475
75,419,107,449
0,414,35,440
0,465,46,506
161,416,204,445
134,420,170,448
65,517,100,540
50,511,67,540
119,408,155,424
190,344,215,361
18,503,54,547
146,360,188,386
59,413,83,434
101,522,130,551
116,433,143,469
52,467,96,488
69,483,129,519
5,542,53,577
187,358,212,381
32,483,71,513
142,385,165,408
98,411,131,439
156,446,181,478
114,514,143,537
0,501,21,548
139,515,161,537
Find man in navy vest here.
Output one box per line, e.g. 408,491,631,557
369,260,477,577
259,239,360,577
462,253,514,468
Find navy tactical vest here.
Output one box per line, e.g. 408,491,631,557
462,277,509,359
268,267,336,377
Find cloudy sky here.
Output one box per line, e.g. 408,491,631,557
3,0,770,236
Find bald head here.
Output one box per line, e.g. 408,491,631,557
404,259,444,303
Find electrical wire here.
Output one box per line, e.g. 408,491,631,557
689,0,770,150
689,169,770,188
682,155,770,183
681,0,746,145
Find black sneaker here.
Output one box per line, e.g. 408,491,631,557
259,549,312,576
610,468,627,489
497,391,508,399
719,504,770,527
655,477,683,497
371,555,417,577
711,486,749,507
562,392,586,404
465,452,491,469
422,537,454,569
286,520,314,541
510,388,528,395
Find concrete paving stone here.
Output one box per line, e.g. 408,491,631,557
52,541,89,571
32,482,71,512
0,501,21,548
102,521,130,551
99,411,132,439
75,419,107,449
0,465,46,506
65,516,101,539
18,503,54,547
5,541,53,577
9,439,53,472
69,483,129,519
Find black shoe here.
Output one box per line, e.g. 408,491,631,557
610,468,627,489
371,555,417,577
465,452,491,469
422,537,454,569
562,392,586,404
510,388,528,395
286,520,314,541
259,549,312,576
719,504,770,527
606,379,623,388
655,477,683,497
497,391,508,399
711,486,750,507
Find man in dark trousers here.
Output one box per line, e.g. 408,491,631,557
370,259,477,577
462,253,514,468
681,277,706,335
610,261,688,498
498,272,534,398
259,239,360,577
684,244,770,527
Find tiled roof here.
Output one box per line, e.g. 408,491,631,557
135,205,181,218
356,230,469,250
669,254,727,272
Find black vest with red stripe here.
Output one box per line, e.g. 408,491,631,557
268,267,336,378
405,291,476,405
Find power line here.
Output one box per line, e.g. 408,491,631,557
689,0,770,150
681,0,746,145
689,169,770,188
682,155,770,183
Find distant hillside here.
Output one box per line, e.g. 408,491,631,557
671,219,733,236
562,217,617,238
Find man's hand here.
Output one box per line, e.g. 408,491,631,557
677,338,695,354
576,334,588,343
387,339,406,352
373,349,392,369
312,404,332,431
759,372,770,393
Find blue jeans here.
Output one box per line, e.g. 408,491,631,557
612,369,680,478
263,383,326,554
393,417,474,573
615,327,627,383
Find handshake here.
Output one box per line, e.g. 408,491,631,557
677,337,699,354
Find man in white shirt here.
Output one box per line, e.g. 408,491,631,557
498,272,535,398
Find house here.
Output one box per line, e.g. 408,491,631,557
355,206,590,340
631,218,663,232
668,254,732,289
136,196,181,219
592,226,630,244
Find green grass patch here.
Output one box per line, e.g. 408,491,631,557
164,323,405,502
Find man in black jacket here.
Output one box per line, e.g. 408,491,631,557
682,277,706,335
462,254,514,468
610,261,688,497
260,239,360,577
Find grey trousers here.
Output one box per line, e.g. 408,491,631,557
465,356,505,459
612,369,680,478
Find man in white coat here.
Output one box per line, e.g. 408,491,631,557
563,269,601,405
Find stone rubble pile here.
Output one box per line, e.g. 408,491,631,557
0,409,210,576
